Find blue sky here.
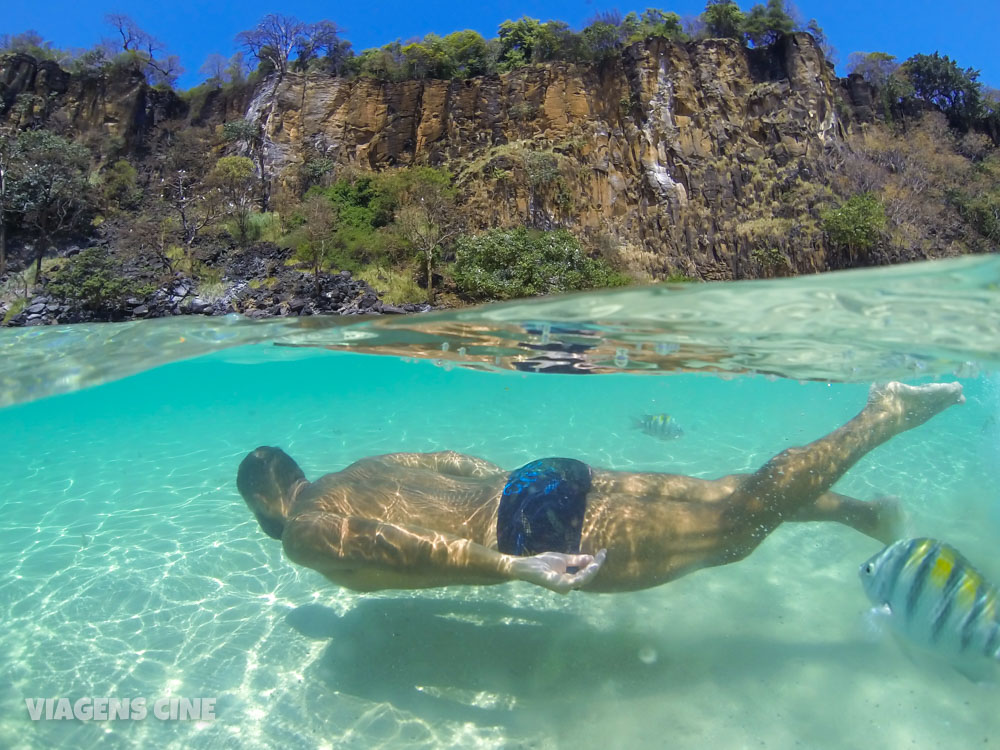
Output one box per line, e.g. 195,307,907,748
4,0,998,91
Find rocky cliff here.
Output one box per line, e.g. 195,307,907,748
0,53,186,157
251,33,863,279
1,36,930,282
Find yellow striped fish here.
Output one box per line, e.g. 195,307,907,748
632,413,684,440
859,538,1000,678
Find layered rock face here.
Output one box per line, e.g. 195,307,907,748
254,33,848,279
2,36,890,280
0,53,184,154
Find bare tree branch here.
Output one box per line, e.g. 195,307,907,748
236,14,307,77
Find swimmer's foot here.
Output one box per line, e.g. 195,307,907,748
868,494,908,544
866,381,964,432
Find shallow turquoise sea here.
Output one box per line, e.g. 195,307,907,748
1,257,999,749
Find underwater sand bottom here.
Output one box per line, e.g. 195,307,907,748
0,367,997,749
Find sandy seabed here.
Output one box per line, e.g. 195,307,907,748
0,352,997,749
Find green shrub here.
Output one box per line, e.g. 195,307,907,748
951,190,1000,244
452,227,631,301
821,193,886,255
46,248,153,312
100,159,142,211
750,246,791,276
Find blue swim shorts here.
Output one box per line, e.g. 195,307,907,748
497,458,591,555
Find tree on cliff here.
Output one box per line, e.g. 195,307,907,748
622,9,686,43
0,31,65,63
238,14,349,77
237,14,304,76
440,31,490,77
903,53,984,132
4,131,93,275
199,51,250,86
847,52,914,123
293,20,353,75
741,0,794,47
104,13,183,87
702,1,744,40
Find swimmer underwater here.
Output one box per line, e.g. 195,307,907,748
237,382,963,594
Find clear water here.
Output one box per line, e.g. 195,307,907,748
1,257,999,749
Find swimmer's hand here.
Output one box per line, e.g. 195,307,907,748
508,549,607,594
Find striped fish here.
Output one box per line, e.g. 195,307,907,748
859,538,1000,678
632,413,684,440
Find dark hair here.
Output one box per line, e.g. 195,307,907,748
237,446,307,539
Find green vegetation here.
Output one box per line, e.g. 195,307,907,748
949,154,1000,244
294,194,341,296
848,50,999,137
822,193,886,257
212,156,256,245
290,167,461,300
241,212,284,244
1,1,999,314
46,248,152,311
749,246,791,277
453,228,630,300
99,159,142,212
0,129,93,275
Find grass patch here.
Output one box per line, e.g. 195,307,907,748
223,212,284,245
2,298,27,324
356,265,426,304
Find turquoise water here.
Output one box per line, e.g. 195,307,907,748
1,258,999,749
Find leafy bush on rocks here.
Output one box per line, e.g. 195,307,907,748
46,248,153,312
452,227,630,301
821,193,886,257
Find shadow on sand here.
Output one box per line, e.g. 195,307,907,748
285,594,875,736
287,596,662,732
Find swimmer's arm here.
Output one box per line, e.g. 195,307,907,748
282,511,604,593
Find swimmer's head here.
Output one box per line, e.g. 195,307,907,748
237,446,307,540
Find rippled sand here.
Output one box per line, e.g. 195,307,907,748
0,351,997,749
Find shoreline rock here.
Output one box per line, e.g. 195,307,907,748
0,243,433,328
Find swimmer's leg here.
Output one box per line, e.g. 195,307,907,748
719,382,963,560
788,491,904,543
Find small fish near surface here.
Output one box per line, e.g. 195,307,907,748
859,537,1000,681
632,413,685,440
